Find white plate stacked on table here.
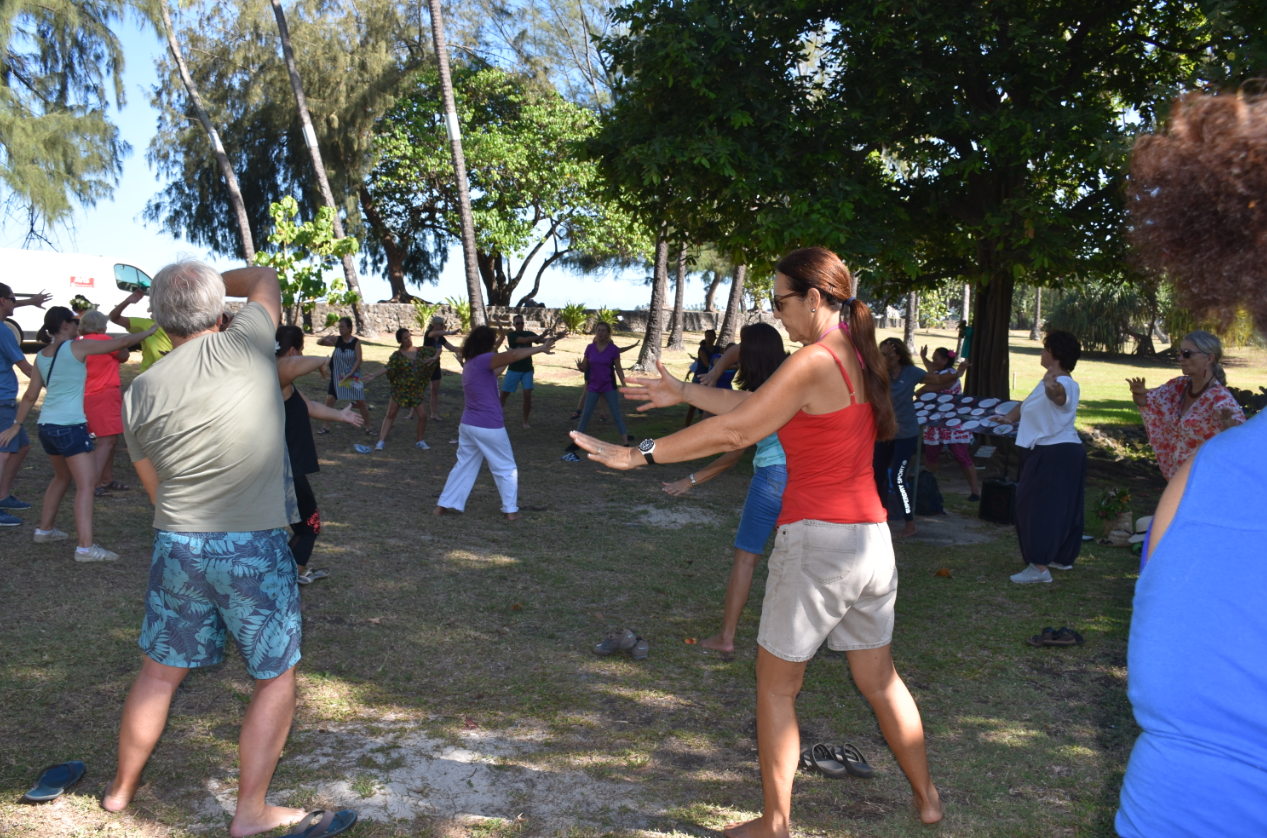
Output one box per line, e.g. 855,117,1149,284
978,398,1000,408
920,393,938,402
937,393,954,403
993,401,1019,415
961,420,981,430
945,418,962,427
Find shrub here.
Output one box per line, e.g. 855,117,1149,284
444,296,472,331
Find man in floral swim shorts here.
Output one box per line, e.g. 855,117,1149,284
105,261,355,837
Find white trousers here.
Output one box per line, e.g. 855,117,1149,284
437,423,519,513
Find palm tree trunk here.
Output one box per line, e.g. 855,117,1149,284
426,0,486,328
667,244,686,351
632,233,670,371
717,264,747,347
703,270,722,311
269,0,366,333
904,290,918,352
161,0,254,262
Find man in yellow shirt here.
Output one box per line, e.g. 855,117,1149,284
108,290,172,371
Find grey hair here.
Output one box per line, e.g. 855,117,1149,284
429,315,446,327
1184,329,1227,386
151,260,226,338
80,309,109,334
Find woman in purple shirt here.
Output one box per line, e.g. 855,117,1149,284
562,322,629,461
434,326,556,521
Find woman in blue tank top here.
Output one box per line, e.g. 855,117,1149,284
1116,90,1267,837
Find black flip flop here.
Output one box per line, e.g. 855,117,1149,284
835,744,875,779
1026,626,1084,647
807,743,850,779
284,809,358,837
23,761,86,802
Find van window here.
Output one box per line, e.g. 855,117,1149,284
114,264,152,293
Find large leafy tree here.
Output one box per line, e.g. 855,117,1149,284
368,64,651,307
594,0,1267,396
0,0,131,238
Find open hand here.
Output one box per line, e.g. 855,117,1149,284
956,359,971,374
569,430,640,470
1127,377,1147,395
126,289,145,305
0,424,18,447
29,291,51,308
541,337,557,355
699,366,721,388
661,478,692,496
1219,407,1239,431
574,358,586,372
340,404,365,428
621,360,688,412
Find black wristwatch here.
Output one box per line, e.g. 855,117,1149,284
638,438,657,464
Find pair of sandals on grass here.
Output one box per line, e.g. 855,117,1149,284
94,480,129,497
800,743,875,779
1026,626,1085,647
22,761,358,837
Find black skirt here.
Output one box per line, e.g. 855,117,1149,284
1015,442,1087,567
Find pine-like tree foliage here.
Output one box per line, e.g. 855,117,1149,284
0,0,130,235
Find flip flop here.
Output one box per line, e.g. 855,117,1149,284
1026,626,1084,647
283,809,358,837
807,743,850,779
104,481,130,491
23,761,86,802
94,487,111,497
835,744,875,779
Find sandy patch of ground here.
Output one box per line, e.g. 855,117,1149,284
630,505,720,530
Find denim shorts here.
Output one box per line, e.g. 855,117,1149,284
37,422,94,458
733,465,788,554
0,402,30,453
500,370,534,392
139,528,302,680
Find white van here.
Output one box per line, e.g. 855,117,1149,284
2,248,153,342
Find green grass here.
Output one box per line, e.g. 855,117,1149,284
0,328,1193,837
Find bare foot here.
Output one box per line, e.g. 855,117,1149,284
723,815,788,838
897,523,918,539
432,506,446,516
699,633,734,653
229,804,307,838
915,786,944,825
101,779,132,812
505,512,521,522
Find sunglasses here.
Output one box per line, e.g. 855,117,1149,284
1179,349,1207,359
770,292,799,313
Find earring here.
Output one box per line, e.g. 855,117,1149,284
811,308,816,312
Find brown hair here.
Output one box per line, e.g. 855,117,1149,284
461,325,497,360
1129,90,1267,331
395,327,411,344
36,306,77,343
775,247,897,440
735,323,787,391
879,337,914,367
276,325,305,356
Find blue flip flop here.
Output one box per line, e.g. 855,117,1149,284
23,761,86,802
284,809,358,837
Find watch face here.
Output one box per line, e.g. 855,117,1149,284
638,439,655,453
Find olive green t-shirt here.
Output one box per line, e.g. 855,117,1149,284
125,317,173,371
123,302,297,532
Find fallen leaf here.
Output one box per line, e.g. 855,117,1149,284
593,611,604,619
684,638,698,645
934,567,952,578
368,617,382,624
511,603,522,611
463,716,478,729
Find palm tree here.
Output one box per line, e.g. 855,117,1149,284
160,0,254,262
667,244,687,350
268,0,366,332
632,233,670,370
426,0,487,327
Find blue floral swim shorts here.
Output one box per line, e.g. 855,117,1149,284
139,529,302,680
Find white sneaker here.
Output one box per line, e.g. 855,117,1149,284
1048,561,1074,571
34,528,70,543
374,440,385,450
75,544,119,562
416,440,430,450
1010,564,1052,584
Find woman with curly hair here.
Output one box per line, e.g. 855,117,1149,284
1115,89,1267,838
1127,329,1244,480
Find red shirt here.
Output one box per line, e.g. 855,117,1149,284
80,333,121,396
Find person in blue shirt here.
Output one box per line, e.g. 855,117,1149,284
0,282,43,525
1115,89,1267,838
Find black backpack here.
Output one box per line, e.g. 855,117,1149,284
915,469,945,516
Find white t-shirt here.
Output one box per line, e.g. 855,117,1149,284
1016,375,1081,449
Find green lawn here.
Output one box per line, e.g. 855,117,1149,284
0,328,1211,837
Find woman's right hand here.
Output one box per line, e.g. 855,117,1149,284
661,478,692,496
622,360,688,412
699,366,721,388
1127,377,1147,395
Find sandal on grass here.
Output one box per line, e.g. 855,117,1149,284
94,487,110,497
803,743,851,779
1026,626,1085,647
104,481,130,491
835,743,875,779
283,809,358,838
23,761,85,803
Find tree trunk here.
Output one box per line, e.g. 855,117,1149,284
667,244,687,351
358,186,411,302
966,271,1016,398
1029,287,1043,341
704,270,722,312
162,1,254,263
962,283,971,325
717,264,747,348
904,291,918,352
632,234,670,371
269,0,366,333
426,0,486,327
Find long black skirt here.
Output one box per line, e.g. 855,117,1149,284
1015,442,1087,568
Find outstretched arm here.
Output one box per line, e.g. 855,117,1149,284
490,337,557,371
14,291,51,309
699,344,740,387
661,447,748,496
624,361,752,416
277,355,330,390
108,289,145,329
69,326,157,363
301,390,364,427
615,341,641,354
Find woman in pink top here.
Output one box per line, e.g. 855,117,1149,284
79,310,130,493
434,326,556,520
562,322,630,461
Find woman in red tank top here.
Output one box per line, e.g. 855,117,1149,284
572,248,943,833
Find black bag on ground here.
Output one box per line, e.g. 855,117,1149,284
915,469,944,516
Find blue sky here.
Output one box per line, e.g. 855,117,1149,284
2,10,669,309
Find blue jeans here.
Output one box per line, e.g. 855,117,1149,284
576,390,627,440
734,465,788,553
37,422,94,458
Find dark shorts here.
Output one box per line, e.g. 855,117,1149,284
37,422,94,458
0,402,30,453
139,528,302,680
734,465,788,553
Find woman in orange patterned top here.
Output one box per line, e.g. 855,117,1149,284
1128,330,1244,480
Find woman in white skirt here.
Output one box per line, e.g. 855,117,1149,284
434,326,556,521
316,316,371,433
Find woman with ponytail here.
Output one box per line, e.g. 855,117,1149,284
571,247,942,833
1127,329,1244,481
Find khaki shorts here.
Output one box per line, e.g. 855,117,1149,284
757,520,897,662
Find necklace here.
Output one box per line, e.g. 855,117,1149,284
1186,373,1214,401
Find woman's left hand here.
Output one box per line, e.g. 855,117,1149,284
570,431,641,470
661,478,692,496
340,405,365,428
621,361,688,412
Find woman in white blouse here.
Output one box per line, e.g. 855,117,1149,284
988,330,1086,584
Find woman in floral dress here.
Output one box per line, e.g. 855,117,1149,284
1128,330,1245,480
918,345,980,500
366,328,438,450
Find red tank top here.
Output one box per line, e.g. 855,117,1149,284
776,345,886,526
